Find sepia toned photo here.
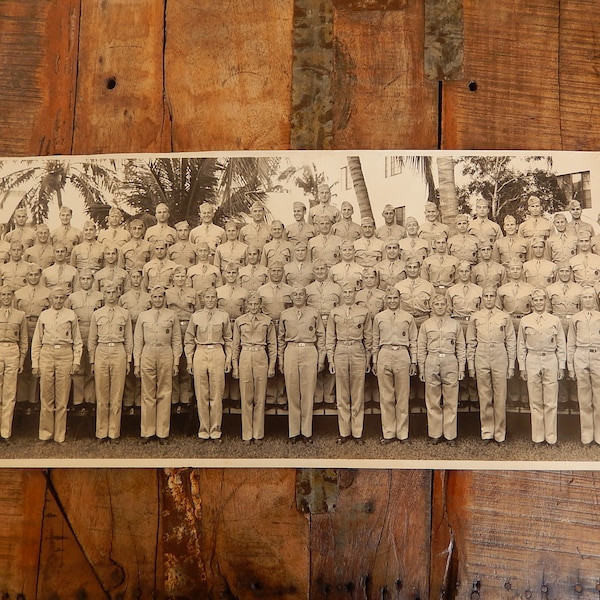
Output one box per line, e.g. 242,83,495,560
0,149,598,466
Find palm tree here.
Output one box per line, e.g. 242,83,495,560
436,156,458,225
347,156,374,221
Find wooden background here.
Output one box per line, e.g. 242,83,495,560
2,1,600,598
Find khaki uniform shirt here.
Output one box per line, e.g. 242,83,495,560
417,316,466,373
214,241,249,271
217,284,249,320
145,224,177,245
569,253,600,286
417,221,449,245
496,281,536,316
0,260,33,289
354,237,384,267
285,220,316,244
518,216,554,240
376,224,406,241
120,239,152,271
447,283,483,318
372,309,418,364
0,306,28,365
41,263,78,294
239,264,269,291
421,254,459,289
66,289,104,331
394,277,435,318
70,241,105,272
447,233,480,265
189,223,225,250
88,305,133,363
50,225,82,256
466,308,516,371
517,311,566,369
493,235,528,266
14,284,51,321
240,222,272,248
309,234,343,267
376,259,406,291
332,220,362,242
355,287,386,320
94,266,129,294
187,262,222,292
522,258,556,288
31,307,83,368
467,218,503,245
232,312,277,367
165,287,197,321
309,203,341,226
471,260,506,290
546,281,583,318
183,308,232,363
545,233,578,263
329,261,363,290
5,226,36,248
118,289,152,326
168,241,197,268
566,220,595,238
398,237,429,264
306,280,341,318
278,306,326,364
260,239,293,267
142,258,179,290
257,282,292,321
133,307,183,366
325,304,373,362
284,261,314,288
25,243,55,270
97,227,131,247
566,310,600,371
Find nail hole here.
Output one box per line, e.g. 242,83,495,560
468,80,478,92
541,584,548,593
504,582,512,590
575,583,583,593
106,77,117,90
525,591,532,599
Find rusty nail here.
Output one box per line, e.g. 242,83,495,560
541,584,548,593
504,582,512,591
395,579,403,590
575,583,583,593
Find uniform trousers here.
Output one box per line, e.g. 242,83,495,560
475,345,507,442
377,346,410,440
193,345,225,439
239,348,268,440
140,346,174,439
508,316,528,404
0,343,19,438
39,346,73,443
72,325,95,405
284,344,318,438
525,352,558,444
315,368,336,404
334,343,366,438
94,343,126,439
17,320,38,403
172,323,192,405
424,354,459,441
558,318,577,405
573,348,600,444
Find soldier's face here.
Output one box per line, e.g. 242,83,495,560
173,272,186,287
317,187,331,204
341,206,353,219
0,291,13,307
224,268,238,284
578,237,591,252
475,203,488,219
83,224,96,240
37,227,50,243
385,244,399,259
14,211,27,226
247,298,262,314
341,245,354,261
531,243,545,258
528,201,542,216
406,220,419,235
129,272,142,288
225,225,238,240
503,219,517,235
455,219,468,233
196,246,210,262
457,266,471,282
313,265,327,281
10,244,23,261
571,206,582,219
293,246,307,261
251,207,264,222
479,246,492,261
130,223,144,239
581,292,596,310
200,207,213,223
363,272,377,288
154,244,167,259
291,289,306,307
59,210,72,225
79,274,93,290
342,287,356,305
554,216,567,232
293,207,305,221
108,211,121,227
382,209,395,224
271,224,284,238
385,292,400,310
432,298,448,316
26,270,41,285
176,226,190,240
104,248,118,264
557,267,571,282
482,292,496,309
361,224,374,238
50,292,67,310
531,295,546,312
203,292,217,309
53,247,67,263
104,288,118,304
151,292,165,309
406,262,420,278
155,206,169,223
247,248,260,264
434,239,447,253
269,267,284,283
425,207,438,222
318,220,332,235
508,264,523,280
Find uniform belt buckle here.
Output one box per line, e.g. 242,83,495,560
590,349,597,353
566,314,573,319
438,353,446,358
205,344,215,349
297,342,306,347
321,315,328,321
108,342,116,347
180,320,188,325
53,344,63,349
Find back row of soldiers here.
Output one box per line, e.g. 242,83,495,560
1,188,600,448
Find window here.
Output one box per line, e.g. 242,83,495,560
557,171,592,209
340,166,352,191
384,156,403,178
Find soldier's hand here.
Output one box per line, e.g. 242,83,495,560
520,369,527,381
468,369,475,379
268,367,275,378
126,362,131,375
134,366,141,378
458,370,465,381
365,362,371,374
329,363,336,375
71,364,80,375
173,365,179,377
279,362,285,375
32,368,40,378
569,370,576,381
558,368,564,381
90,365,95,376
507,368,514,379
409,364,417,377
232,366,239,380
419,372,426,383
187,364,194,376
18,364,24,374
224,361,231,374
372,363,377,376
317,362,324,373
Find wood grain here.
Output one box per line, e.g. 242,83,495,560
165,1,294,151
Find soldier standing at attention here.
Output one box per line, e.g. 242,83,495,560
240,202,272,248
285,201,315,245
471,241,506,290
25,223,54,269
232,293,277,443
189,202,225,259
354,217,384,268
186,242,222,300
522,238,556,288
467,199,503,245
492,215,528,268
417,294,466,446
569,230,600,287
0,286,28,444
447,214,480,265
394,256,434,329
168,221,197,269
372,287,417,444
376,239,406,291
5,207,36,248
0,241,32,290
399,217,429,264
329,240,363,290
284,241,314,288
309,215,343,268
31,287,83,444
70,221,105,277
142,239,179,291
185,287,232,443
376,204,406,242
88,281,133,443
97,207,131,247
421,233,459,296
239,245,269,291
327,282,372,445
517,288,566,448
466,288,516,444
418,202,449,246
517,195,554,241
332,201,362,242
546,213,578,264
50,206,82,260
309,183,341,226
94,244,129,294
145,203,177,246
278,285,325,443
120,219,152,272
566,199,595,238
134,286,182,444
214,220,249,272
42,243,78,294
261,220,293,268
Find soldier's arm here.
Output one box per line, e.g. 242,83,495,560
566,319,576,377
18,313,28,371
315,312,326,370
325,311,336,366
124,314,134,368
465,319,477,375
556,318,567,372
363,311,373,369
277,316,286,373
222,316,233,368
266,320,277,374
505,315,517,375
87,312,99,368
371,314,381,370
71,315,83,371
455,322,466,378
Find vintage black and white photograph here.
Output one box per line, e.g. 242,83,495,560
0,149,598,466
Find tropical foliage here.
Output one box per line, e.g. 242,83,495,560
276,161,337,207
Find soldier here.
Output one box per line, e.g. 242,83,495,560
569,230,600,287
372,287,417,444
88,280,133,443
239,245,269,291
260,220,292,267
120,219,152,272
185,287,232,443
376,239,406,291
50,206,82,260
517,288,566,447
240,202,272,248
522,238,556,288
66,269,103,410
492,215,528,268
5,207,36,248
471,241,506,290
566,199,595,238
309,183,341,226
285,201,315,245
0,286,28,443
394,256,435,329
545,213,578,264
329,240,363,290
189,202,225,259
284,241,314,288
142,239,179,291
417,294,466,446
25,223,54,269
567,287,600,447
376,204,406,241
278,285,325,443
145,203,177,245
467,199,503,245
421,233,459,295
354,217,384,268
308,215,343,268
356,268,386,319
134,286,182,444
31,287,83,444
399,216,429,264
332,201,361,241
218,263,249,322
517,195,554,241
70,220,105,276
0,241,32,290
168,221,197,268
42,242,78,294
97,207,131,247
447,214,480,265
94,244,129,294
327,283,372,444
232,293,277,443
418,202,449,245
214,220,249,272
186,242,222,298
466,288,516,444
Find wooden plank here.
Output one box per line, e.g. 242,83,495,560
441,0,562,149
424,0,464,81
161,468,309,598
49,469,160,599
165,1,294,151
73,0,170,154
332,1,439,148
431,471,600,599
0,0,80,156
0,469,46,598
310,469,431,599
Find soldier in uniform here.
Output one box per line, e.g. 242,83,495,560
6,207,36,248
309,183,341,226
517,195,554,241
232,293,277,443
142,239,179,291
329,240,363,290
168,221,197,269
31,287,83,444
0,241,32,290
25,223,54,269
0,286,28,443
399,217,429,264
134,286,182,444
284,241,314,288
417,294,466,445
376,239,406,291
421,233,459,296
189,202,225,259
492,215,528,268
372,287,417,444
50,206,82,260
120,219,152,272
261,220,293,267
94,244,128,294
186,242,222,299
185,287,232,443
418,202,449,245
239,245,269,291
447,214,480,265
145,203,177,246
522,238,556,288
214,220,249,272
354,217,384,268
309,215,343,268
517,288,566,447
467,199,503,245
285,201,315,245
471,241,506,290
567,287,600,447
240,202,272,248
327,283,372,444
546,213,578,264
278,285,325,443
42,242,78,294
570,230,600,287
332,201,361,241
97,207,131,247
394,256,434,329
466,288,516,444
566,200,595,238
70,221,105,277
88,280,133,443
376,204,406,241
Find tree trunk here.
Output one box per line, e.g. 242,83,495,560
436,156,458,226
347,156,373,221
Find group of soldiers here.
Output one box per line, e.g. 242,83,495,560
1,186,600,450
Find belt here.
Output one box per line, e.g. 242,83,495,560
288,342,312,347
338,340,361,346
200,344,221,349
451,315,470,321
26,315,38,321
528,350,552,356
382,344,408,351
43,343,71,348
241,345,265,352
512,313,526,318
435,285,449,290
0,342,17,346
321,314,329,321
98,342,123,347
180,320,189,326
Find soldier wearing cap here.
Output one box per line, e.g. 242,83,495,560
0,241,33,290
260,220,293,267
134,285,183,444
354,217,384,268
417,294,466,445
570,231,600,286
327,282,372,444
70,221,105,275
467,199,503,245
168,220,197,268
25,223,54,270
215,220,249,272
329,240,363,290
5,207,36,248
50,206,82,260
447,214,480,265
41,242,78,294
517,288,566,447
376,204,406,242
492,215,528,267
94,244,128,295
285,201,316,244
421,233,459,295
546,213,578,264
0,285,28,443
309,184,341,226
566,199,595,238
142,239,179,291
120,219,152,272
145,203,177,246
399,217,429,264
471,240,506,290
567,287,600,447
394,256,434,329
278,284,325,443
517,195,553,240
240,202,272,248
185,287,232,442
186,242,222,298
284,241,314,287
31,287,83,444
239,245,269,291
309,215,343,268
332,201,361,241
97,207,131,247
189,202,225,255
523,238,556,288
88,281,133,442
232,293,277,443
376,240,406,291
372,287,417,444
466,287,516,443
418,202,449,245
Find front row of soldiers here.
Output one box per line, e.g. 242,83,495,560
2,265,600,450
